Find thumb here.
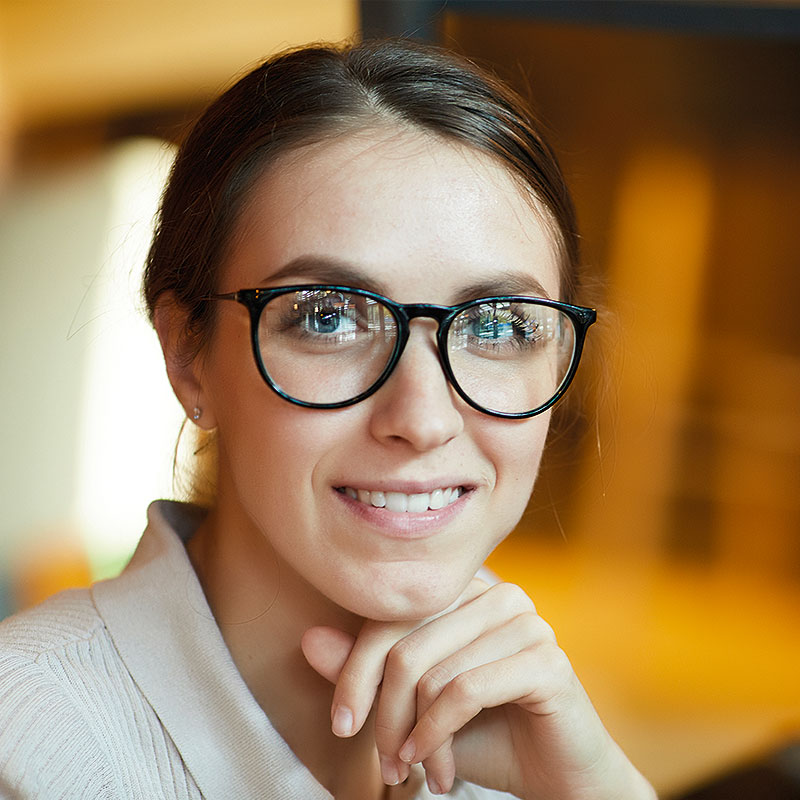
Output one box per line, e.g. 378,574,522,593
301,626,356,684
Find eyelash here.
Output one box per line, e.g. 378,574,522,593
461,307,542,346
276,303,363,338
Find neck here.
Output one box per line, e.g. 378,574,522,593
186,499,387,798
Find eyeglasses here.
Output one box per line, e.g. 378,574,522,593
210,285,596,419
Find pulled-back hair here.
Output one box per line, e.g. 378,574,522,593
143,38,579,356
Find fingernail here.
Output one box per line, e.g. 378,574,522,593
398,737,415,764
380,756,400,786
427,775,444,795
331,704,354,737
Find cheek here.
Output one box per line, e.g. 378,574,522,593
211,376,360,518
489,414,551,508
203,316,259,408
202,331,298,491
215,397,316,489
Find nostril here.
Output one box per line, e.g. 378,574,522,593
368,352,465,451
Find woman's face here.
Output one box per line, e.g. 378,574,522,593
197,128,562,622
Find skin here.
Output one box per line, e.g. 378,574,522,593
157,127,655,799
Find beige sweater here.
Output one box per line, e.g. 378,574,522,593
0,502,515,800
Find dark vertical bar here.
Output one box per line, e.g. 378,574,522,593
359,0,447,41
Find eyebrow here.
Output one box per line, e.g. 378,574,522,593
452,272,552,303
262,257,552,303
261,257,389,296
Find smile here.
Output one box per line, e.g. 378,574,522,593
335,486,465,512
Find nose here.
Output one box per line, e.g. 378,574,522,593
368,324,464,452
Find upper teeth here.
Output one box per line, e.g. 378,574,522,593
340,487,463,512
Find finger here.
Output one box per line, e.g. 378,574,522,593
409,613,557,785
401,642,576,766
420,736,456,795
301,626,355,684
298,578,490,685
330,618,418,738
372,581,488,761
373,582,533,774
414,610,557,717
335,578,490,744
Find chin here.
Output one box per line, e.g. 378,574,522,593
340,564,473,623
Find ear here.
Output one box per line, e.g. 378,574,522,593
154,293,217,430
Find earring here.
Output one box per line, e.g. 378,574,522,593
192,407,202,421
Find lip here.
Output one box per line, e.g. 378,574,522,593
336,479,474,495
332,482,474,539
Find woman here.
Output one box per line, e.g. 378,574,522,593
0,39,655,799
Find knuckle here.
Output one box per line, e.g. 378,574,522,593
447,670,482,707
372,716,398,745
549,644,575,682
516,610,556,644
337,660,367,692
537,641,575,689
418,664,451,705
518,641,577,709
490,581,535,614
385,636,421,678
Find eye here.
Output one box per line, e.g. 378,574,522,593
292,291,360,338
469,305,517,339
304,303,351,335
458,302,541,349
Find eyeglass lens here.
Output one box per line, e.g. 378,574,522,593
259,289,398,405
256,289,576,415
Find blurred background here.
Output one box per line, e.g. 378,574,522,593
0,1,798,796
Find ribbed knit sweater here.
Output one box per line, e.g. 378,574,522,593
0,502,515,800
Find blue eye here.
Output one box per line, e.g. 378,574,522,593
471,312,515,340
275,291,362,343
468,305,530,341
305,306,345,334
451,302,545,358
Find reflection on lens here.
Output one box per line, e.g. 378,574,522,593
258,290,398,404
249,290,579,415
447,302,576,415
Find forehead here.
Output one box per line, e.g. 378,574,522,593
225,127,562,301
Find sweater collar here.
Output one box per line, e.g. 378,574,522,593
92,499,332,800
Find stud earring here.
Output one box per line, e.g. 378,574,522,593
192,407,202,421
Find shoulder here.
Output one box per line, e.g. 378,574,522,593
0,590,118,798
0,588,203,800
0,588,110,699
0,587,105,657
0,588,111,706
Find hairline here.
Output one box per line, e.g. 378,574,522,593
220,115,570,302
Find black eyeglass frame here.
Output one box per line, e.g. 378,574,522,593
211,284,596,419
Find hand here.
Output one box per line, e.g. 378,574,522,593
301,579,655,799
